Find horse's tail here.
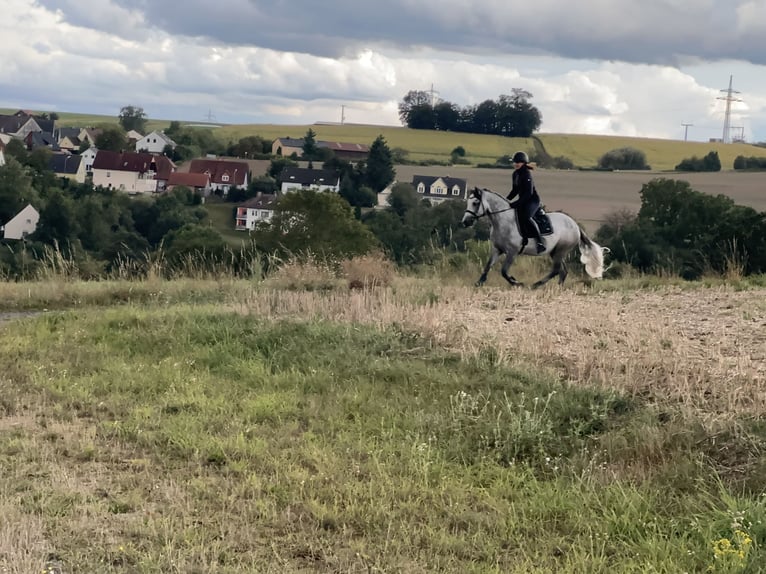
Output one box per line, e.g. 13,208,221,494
578,227,610,279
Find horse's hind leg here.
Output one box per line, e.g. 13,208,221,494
532,255,567,289
500,253,524,287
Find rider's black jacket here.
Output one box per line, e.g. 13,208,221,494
506,164,540,210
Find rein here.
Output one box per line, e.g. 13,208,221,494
464,191,514,219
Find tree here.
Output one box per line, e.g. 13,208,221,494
386,183,420,218
598,147,650,170
364,135,395,193
119,105,148,133
398,90,435,129
434,101,460,131
268,157,298,180
339,177,376,208
95,124,128,152
675,151,721,172
0,157,37,224
302,129,320,160
254,189,378,258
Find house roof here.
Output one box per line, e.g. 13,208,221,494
412,175,468,190
281,167,340,186
0,115,27,134
320,141,370,153
240,193,278,209
188,158,249,186
274,137,305,148
49,153,82,174
273,138,370,154
56,127,81,140
81,128,103,142
25,131,59,150
139,130,176,147
167,172,210,188
92,151,176,180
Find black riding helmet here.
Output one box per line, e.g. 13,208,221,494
512,151,529,163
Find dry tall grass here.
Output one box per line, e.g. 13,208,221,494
233,281,766,421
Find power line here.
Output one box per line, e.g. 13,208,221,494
717,75,742,144
681,123,693,141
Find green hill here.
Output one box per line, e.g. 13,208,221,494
5,108,766,171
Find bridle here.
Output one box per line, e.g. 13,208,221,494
463,192,514,220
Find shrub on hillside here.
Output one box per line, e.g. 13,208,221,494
597,147,650,170
733,155,766,170
675,151,721,172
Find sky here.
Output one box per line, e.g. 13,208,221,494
3,0,766,143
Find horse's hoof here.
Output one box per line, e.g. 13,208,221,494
474,281,484,288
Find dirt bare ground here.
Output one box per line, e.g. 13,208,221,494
448,286,766,416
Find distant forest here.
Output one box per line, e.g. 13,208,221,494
398,88,542,137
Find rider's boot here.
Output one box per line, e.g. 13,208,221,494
530,220,546,253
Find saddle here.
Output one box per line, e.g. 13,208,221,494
516,207,553,239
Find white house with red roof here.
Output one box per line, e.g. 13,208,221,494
91,151,176,194
188,158,249,196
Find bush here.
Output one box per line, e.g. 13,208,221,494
733,155,766,170
341,252,397,289
599,178,766,278
597,147,650,170
675,151,721,172
262,253,342,291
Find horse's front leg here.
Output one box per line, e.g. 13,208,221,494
476,248,500,287
500,252,524,287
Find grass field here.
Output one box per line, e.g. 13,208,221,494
0,271,765,573
7,107,766,171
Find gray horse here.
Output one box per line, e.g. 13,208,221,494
461,187,608,288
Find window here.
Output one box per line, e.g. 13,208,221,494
106,171,111,177
221,174,230,182
433,186,446,195
452,186,461,195
417,183,425,194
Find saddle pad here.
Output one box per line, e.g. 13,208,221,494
533,210,553,236
516,209,554,238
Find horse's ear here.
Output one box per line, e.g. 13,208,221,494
473,186,482,197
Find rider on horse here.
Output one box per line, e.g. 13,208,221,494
507,151,545,254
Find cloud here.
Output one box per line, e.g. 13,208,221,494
3,0,764,142
40,0,766,66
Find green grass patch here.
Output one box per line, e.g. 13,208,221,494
0,305,764,572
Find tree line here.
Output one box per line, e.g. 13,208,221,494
398,89,542,137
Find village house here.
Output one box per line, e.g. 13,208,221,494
135,130,176,154
0,111,54,140
166,172,212,196
80,147,98,175
91,150,175,194
235,193,278,230
49,153,86,183
411,175,468,204
271,137,370,162
55,127,82,151
188,158,249,196
2,204,39,240
280,167,340,193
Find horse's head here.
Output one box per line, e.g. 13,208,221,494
461,187,485,228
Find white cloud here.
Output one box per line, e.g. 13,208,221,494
1,0,764,142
